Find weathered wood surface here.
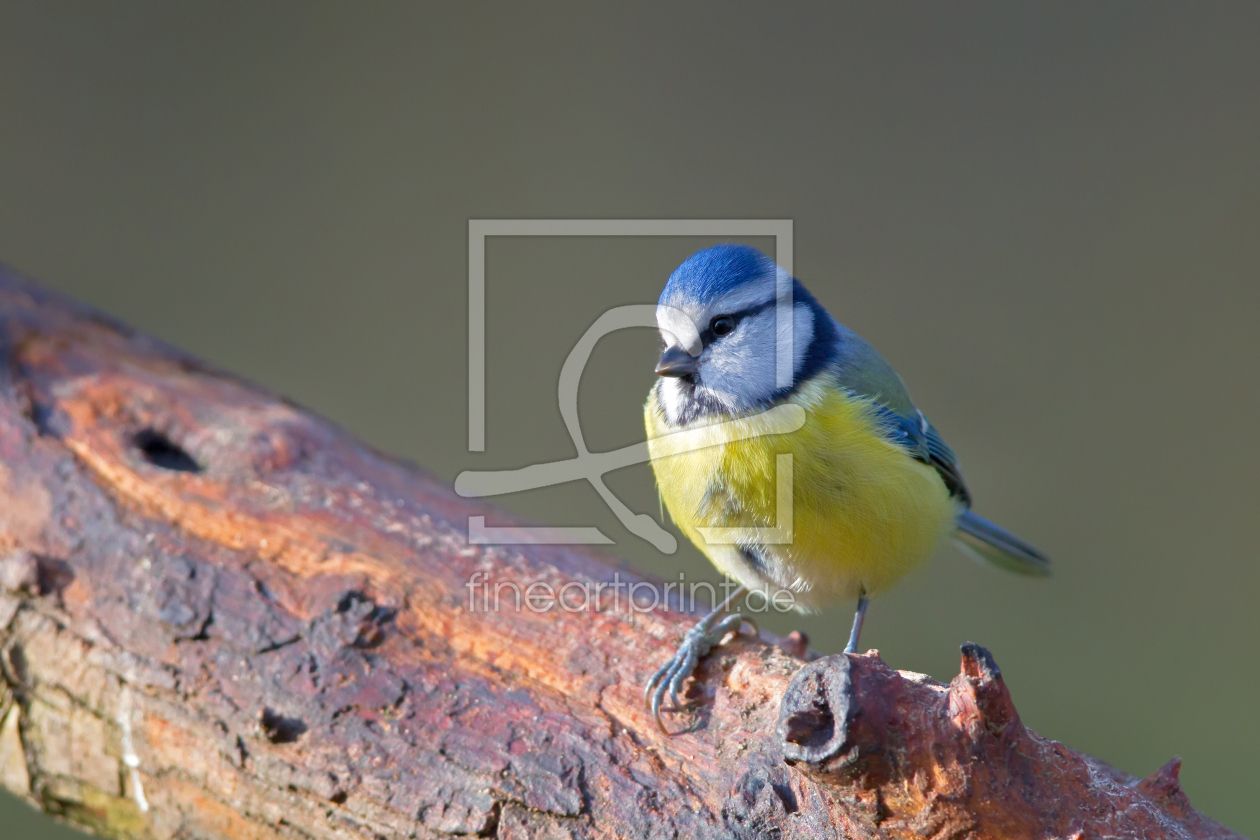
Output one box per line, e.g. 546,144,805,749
0,265,1244,839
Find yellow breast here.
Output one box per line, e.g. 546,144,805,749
644,375,959,610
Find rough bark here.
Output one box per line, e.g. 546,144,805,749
0,265,1243,839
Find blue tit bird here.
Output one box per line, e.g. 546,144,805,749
643,244,1049,730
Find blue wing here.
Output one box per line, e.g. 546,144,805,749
870,404,971,507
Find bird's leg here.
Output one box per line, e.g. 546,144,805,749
843,588,869,655
645,584,751,732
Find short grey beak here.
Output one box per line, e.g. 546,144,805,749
655,345,699,378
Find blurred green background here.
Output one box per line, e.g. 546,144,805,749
1,2,1257,837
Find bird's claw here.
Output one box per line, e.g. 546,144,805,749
645,612,750,733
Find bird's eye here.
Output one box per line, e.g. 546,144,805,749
710,315,736,337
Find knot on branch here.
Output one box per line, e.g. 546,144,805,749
778,644,1027,789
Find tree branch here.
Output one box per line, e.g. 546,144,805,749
0,266,1243,839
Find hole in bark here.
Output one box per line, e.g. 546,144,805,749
772,781,798,814
6,643,29,684
781,706,835,750
35,556,75,596
134,429,202,473
259,708,307,744
25,398,62,438
330,791,348,805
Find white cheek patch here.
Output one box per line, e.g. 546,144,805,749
694,302,816,413
700,321,776,410
786,300,815,373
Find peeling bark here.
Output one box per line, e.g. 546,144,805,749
0,265,1244,839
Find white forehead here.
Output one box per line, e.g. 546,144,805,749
655,271,784,351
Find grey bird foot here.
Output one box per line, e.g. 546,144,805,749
644,611,755,732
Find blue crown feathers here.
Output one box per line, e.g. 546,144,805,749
659,244,776,307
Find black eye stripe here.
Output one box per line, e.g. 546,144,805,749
699,299,778,345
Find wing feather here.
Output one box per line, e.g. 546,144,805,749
868,403,971,506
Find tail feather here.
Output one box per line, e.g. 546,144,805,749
954,510,1051,577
